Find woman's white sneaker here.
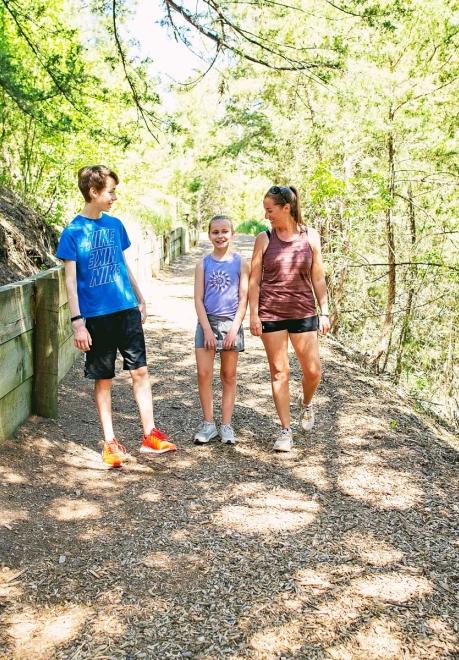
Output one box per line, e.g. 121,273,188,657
220,424,236,445
273,428,293,452
194,421,218,444
298,397,315,431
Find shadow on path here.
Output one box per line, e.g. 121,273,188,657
1,235,458,659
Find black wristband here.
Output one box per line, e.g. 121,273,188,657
70,315,83,323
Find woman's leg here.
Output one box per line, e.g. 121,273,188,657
289,331,321,404
220,351,239,425
261,330,291,427
195,348,216,421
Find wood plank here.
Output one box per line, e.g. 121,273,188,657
0,281,34,345
57,302,73,346
0,378,33,443
58,335,79,383
33,275,59,418
0,330,33,400
31,266,68,309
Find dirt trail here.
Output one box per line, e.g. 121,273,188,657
1,235,458,659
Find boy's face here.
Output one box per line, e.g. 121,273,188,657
90,176,117,212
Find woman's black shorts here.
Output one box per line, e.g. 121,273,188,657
84,307,146,379
261,316,319,334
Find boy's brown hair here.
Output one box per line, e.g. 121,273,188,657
78,165,119,202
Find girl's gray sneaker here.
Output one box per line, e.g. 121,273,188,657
273,427,293,452
220,424,236,445
194,421,218,444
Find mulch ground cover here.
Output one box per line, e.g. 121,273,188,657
1,235,458,659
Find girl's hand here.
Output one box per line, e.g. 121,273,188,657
204,329,217,350
223,327,237,350
319,315,331,336
250,316,262,337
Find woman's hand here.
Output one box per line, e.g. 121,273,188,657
250,316,263,337
319,315,331,336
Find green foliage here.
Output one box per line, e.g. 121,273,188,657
236,219,269,236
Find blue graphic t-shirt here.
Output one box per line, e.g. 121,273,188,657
203,253,241,318
56,213,138,318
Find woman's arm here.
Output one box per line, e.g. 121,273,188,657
63,260,92,352
249,232,269,336
194,260,216,350
223,257,250,349
308,227,331,335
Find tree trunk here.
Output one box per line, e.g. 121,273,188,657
370,127,396,373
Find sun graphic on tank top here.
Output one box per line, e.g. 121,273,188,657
209,270,231,292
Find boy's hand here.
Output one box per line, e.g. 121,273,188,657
204,329,217,350
250,316,262,337
223,327,237,349
72,320,92,352
138,301,147,323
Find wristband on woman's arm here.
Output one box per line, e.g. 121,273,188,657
71,315,83,323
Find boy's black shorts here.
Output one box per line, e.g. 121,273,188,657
84,307,147,379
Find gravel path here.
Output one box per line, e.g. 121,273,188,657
1,234,458,659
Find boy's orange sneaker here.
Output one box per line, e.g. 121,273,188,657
102,440,124,468
140,428,176,454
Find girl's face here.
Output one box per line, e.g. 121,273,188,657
263,197,291,226
209,219,233,249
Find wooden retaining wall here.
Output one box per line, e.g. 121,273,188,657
0,225,198,442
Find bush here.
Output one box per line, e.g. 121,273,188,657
236,219,269,235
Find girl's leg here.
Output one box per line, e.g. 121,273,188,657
289,331,321,404
195,348,216,421
261,330,291,428
220,351,239,425
94,378,114,441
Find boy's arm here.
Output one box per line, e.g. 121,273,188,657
63,260,92,352
308,227,330,336
124,261,147,323
194,260,216,350
223,258,250,349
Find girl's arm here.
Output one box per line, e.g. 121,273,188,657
223,257,250,349
63,260,92,352
125,260,147,323
308,227,331,336
194,259,217,350
249,232,269,336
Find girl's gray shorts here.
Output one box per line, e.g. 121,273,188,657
195,315,245,352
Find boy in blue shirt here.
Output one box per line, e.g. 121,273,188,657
57,165,176,467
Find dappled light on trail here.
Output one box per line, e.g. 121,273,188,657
1,236,458,658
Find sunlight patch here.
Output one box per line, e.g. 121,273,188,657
292,462,330,490
138,489,162,503
214,485,319,534
7,605,89,658
354,571,432,602
338,466,422,509
249,621,303,655
0,467,27,484
0,507,29,526
48,497,101,521
327,618,403,659
344,532,403,566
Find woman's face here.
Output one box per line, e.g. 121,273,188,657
263,196,291,226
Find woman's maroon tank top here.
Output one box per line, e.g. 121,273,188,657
258,228,316,321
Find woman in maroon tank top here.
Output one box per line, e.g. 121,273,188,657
249,185,330,452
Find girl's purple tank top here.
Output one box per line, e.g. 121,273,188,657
203,252,241,318
258,229,316,321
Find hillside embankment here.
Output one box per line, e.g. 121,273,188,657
0,187,59,286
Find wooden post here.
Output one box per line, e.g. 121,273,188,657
33,268,61,418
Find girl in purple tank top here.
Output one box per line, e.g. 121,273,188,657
249,186,331,452
193,215,250,446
